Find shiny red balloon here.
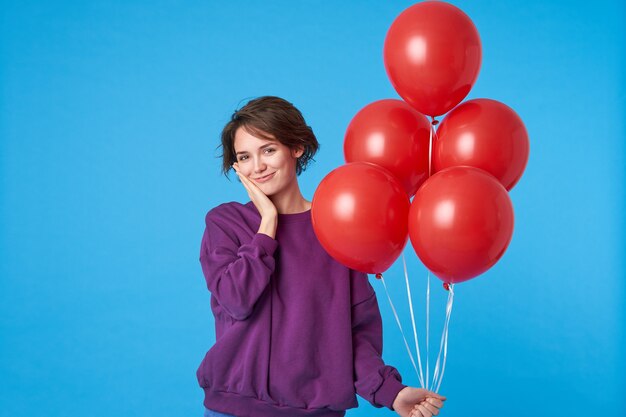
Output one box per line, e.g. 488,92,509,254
434,98,529,190
312,162,410,274
344,99,431,197
383,1,482,116
408,166,514,284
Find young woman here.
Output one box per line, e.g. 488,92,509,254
197,96,446,417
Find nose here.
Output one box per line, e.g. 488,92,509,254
253,157,267,174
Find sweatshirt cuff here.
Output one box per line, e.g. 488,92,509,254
374,375,407,410
252,233,279,255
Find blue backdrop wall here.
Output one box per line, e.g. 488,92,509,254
1,1,624,416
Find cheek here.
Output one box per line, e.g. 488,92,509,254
279,155,298,172
238,162,254,176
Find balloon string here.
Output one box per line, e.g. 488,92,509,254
379,275,422,384
428,117,439,178
428,121,433,177
430,283,455,392
402,253,425,388
436,284,455,393
426,271,430,390
426,117,438,391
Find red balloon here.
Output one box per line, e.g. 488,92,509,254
383,1,482,116
312,162,410,274
344,99,431,197
408,166,514,283
434,98,529,190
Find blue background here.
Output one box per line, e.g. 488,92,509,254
1,1,624,416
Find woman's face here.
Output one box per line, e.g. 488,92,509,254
233,127,303,196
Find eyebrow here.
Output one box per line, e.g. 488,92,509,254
235,143,275,155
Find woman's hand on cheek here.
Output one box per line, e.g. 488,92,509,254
232,163,278,220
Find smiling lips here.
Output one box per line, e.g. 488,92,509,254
253,172,276,183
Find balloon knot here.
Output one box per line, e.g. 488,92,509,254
443,282,450,291
431,118,439,126
375,273,383,280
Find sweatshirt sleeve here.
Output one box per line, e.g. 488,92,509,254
351,269,407,410
199,211,278,321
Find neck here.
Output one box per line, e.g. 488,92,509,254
269,179,311,214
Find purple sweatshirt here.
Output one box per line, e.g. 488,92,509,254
197,201,406,417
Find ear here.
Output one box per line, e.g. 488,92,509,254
292,145,305,159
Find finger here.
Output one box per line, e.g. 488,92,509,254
240,175,265,198
240,174,267,196
425,398,444,408
232,163,246,178
427,392,446,401
416,404,432,417
234,170,255,189
420,400,439,416
235,170,256,188
234,174,259,202
232,166,245,185
410,409,424,417
234,171,251,190
233,171,273,212
234,171,245,181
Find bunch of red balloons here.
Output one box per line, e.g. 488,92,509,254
312,1,529,285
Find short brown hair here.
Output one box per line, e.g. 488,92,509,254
219,96,319,177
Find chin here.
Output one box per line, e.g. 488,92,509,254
258,184,277,196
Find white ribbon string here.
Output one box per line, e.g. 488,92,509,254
428,117,434,177
402,253,425,388
379,275,421,383
426,271,431,390
425,118,435,391
430,283,455,392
